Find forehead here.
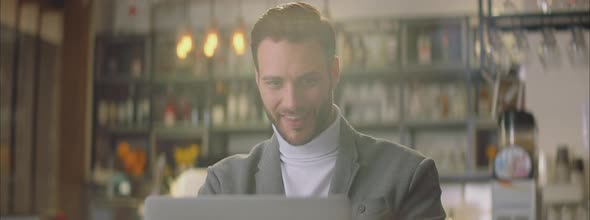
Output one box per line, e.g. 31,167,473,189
256,38,328,77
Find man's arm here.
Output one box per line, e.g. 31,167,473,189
396,158,446,220
197,167,221,195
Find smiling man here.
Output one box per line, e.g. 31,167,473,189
198,2,446,219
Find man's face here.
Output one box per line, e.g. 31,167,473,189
255,38,339,145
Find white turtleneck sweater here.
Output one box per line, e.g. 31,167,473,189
273,111,341,197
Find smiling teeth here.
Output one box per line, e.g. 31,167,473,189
284,115,302,120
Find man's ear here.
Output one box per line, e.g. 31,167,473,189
255,70,260,87
331,56,340,88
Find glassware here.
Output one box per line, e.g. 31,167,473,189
487,29,511,75
537,0,553,13
584,100,589,152
417,33,432,64
568,26,589,67
164,88,177,127
512,29,530,64
555,145,571,184
365,23,386,70
336,31,353,71
502,0,518,14
537,28,561,70
98,100,109,126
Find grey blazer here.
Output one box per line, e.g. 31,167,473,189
198,117,446,220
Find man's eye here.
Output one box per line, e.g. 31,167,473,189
301,78,317,87
265,80,282,88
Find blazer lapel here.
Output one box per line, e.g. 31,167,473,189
329,117,360,195
255,134,285,194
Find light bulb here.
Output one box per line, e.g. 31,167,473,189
232,30,246,56
176,34,193,60
204,31,218,58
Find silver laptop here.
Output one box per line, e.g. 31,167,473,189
144,195,352,220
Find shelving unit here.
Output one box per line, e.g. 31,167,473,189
475,1,590,218
488,10,590,30
90,14,519,200
475,0,590,120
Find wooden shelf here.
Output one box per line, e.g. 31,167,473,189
95,75,150,85
406,119,468,129
211,123,271,133
153,124,206,139
91,196,143,208
488,10,590,31
213,73,256,81
350,122,400,130
153,74,209,84
341,66,479,82
96,126,151,135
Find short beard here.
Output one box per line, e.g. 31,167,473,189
264,92,335,146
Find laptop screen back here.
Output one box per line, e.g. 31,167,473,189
144,195,352,220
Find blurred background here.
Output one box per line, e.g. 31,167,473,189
0,0,588,219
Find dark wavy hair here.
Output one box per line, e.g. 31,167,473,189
250,2,336,71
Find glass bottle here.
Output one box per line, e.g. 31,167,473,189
226,82,238,124
238,82,249,123
555,145,571,184
417,32,432,64
164,87,177,127
125,85,136,126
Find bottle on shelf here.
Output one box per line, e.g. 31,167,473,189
336,31,353,71
365,22,387,70
351,34,367,70
177,90,191,125
108,100,118,128
417,32,432,64
125,85,136,126
164,87,177,127
136,96,150,126
226,82,239,124
382,21,398,67
107,58,118,77
117,100,127,127
440,27,451,62
570,158,587,199
555,145,571,184
575,202,588,220
190,104,200,127
211,104,225,126
238,82,250,123
97,99,109,127
561,205,574,220
131,54,143,79
212,81,227,126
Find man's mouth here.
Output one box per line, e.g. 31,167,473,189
280,113,307,129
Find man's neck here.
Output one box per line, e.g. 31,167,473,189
273,105,341,148
277,107,341,158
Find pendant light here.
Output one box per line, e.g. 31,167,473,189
232,0,246,56
204,0,218,58
176,34,193,60
176,0,193,60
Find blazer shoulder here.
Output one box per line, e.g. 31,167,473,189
355,132,428,166
207,139,269,174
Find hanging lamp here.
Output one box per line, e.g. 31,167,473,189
204,0,219,58
232,0,246,56
176,0,193,60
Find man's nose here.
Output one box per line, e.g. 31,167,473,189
282,84,303,110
